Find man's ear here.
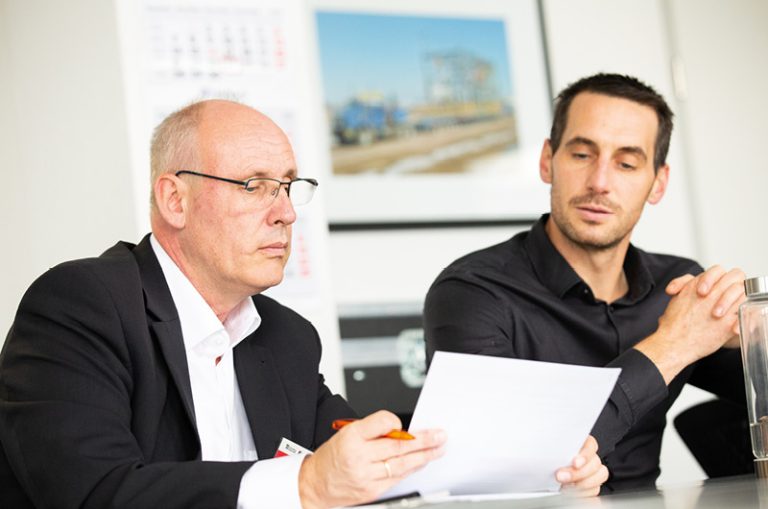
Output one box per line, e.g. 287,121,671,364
647,164,669,205
539,139,554,184
153,174,188,229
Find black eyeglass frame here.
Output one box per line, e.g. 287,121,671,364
175,170,318,198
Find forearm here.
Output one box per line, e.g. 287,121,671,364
633,330,693,385
591,349,668,456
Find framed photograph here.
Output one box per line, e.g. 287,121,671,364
310,0,552,227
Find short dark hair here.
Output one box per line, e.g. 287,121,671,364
549,73,674,171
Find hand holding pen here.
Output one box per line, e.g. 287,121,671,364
332,418,415,440
298,410,446,509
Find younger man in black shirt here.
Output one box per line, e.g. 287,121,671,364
424,74,746,492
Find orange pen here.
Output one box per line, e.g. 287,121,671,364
331,418,415,440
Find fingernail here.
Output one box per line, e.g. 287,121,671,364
556,471,572,483
573,456,586,468
715,307,724,317
434,430,447,443
699,283,709,293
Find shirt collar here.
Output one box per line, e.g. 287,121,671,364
621,245,655,304
149,235,261,354
524,214,655,303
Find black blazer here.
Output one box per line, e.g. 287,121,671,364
0,236,354,508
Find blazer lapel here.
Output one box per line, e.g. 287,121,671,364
234,338,291,459
132,236,198,433
150,321,197,429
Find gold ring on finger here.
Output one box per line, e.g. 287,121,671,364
383,459,392,479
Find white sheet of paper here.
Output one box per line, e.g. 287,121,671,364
355,491,556,508
424,491,559,502
383,351,620,497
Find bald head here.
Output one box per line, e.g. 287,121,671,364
194,100,293,177
149,100,291,212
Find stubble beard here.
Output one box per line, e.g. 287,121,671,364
550,191,632,253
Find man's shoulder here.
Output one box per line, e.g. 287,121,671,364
42,241,138,279
248,294,320,354
435,231,530,282
634,247,703,279
251,294,313,330
24,241,142,301
11,240,147,343
252,293,299,316
445,231,527,271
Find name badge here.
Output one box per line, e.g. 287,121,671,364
274,437,313,458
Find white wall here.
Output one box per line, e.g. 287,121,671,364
0,0,137,338
0,0,25,339
330,226,523,308
667,0,768,276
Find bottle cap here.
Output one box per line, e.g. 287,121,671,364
745,276,768,297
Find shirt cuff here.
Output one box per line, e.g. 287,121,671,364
237,455,306,509
609,348,669,424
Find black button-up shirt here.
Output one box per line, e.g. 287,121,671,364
424,214,744,492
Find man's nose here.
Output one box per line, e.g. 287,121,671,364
268,184,297,225
586,158,611,193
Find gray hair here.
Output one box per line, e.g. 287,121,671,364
149,102,205,208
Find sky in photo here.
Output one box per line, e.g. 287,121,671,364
316,11,513,107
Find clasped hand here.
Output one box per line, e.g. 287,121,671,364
634,265,745,384
664,265,746,350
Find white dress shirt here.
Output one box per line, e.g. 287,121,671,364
151,235,304,509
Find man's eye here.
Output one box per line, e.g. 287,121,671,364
572,152,590,160
619,162,637,170
246,181,268,194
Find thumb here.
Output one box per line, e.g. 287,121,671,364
351,410,403,441
666,274,694,296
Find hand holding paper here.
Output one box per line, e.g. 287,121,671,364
556,435,609,497
383,352,619,498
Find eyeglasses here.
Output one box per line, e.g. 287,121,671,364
175,170,318,209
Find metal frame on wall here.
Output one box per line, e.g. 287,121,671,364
310,0,554,230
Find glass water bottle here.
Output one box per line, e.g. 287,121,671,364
739,276,768,477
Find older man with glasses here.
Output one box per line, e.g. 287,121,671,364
0,100,604,509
